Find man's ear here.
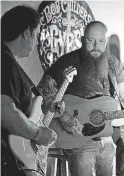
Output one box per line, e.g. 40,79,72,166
22,28,30,40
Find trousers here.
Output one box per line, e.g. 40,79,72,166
63,136,116,176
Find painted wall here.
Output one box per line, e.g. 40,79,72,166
1,0,124,84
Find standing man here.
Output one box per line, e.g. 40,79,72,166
38,21,124,176
1,5,65,176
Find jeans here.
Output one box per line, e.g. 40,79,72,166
116,138,124,175
63,137,116,176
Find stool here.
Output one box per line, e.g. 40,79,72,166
48,148,69,176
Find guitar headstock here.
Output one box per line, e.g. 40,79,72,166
63,66,77,83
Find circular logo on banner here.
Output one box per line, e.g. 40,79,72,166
37,0,95,71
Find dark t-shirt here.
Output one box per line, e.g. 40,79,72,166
1,44,32,115
46,48,124,98
1,43,32,175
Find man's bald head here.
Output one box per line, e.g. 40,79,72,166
84,21,107,37
83,21,108,59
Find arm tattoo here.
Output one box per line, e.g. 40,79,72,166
38,75,58,112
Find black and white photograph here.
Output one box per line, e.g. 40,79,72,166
1,1,124,176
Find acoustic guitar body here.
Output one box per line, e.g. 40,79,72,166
50,95,118,149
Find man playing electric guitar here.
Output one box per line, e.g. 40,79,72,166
1,6,65,176
38,21,124,176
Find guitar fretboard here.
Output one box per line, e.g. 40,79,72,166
44,79,69,127
104,110,124,120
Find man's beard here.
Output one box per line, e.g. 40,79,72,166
80,45,110,79
89,49,103,60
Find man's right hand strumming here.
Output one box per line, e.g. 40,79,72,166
33,127,57,146
60,112,84,135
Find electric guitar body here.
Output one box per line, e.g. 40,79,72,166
9,96,45,175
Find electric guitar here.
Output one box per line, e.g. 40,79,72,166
50,94,124,149
9,66,77,176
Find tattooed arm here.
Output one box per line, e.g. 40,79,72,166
38,74,66,118
38,74,83,135
112,56,124,107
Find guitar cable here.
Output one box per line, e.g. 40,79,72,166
16,159,45,176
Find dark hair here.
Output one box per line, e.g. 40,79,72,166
1,5,40,42
84,21,107,37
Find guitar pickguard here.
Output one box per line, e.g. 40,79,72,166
82,123,105,136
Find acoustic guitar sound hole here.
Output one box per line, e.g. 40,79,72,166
82,123,105,136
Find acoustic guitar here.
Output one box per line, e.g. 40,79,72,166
50,94,124,149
